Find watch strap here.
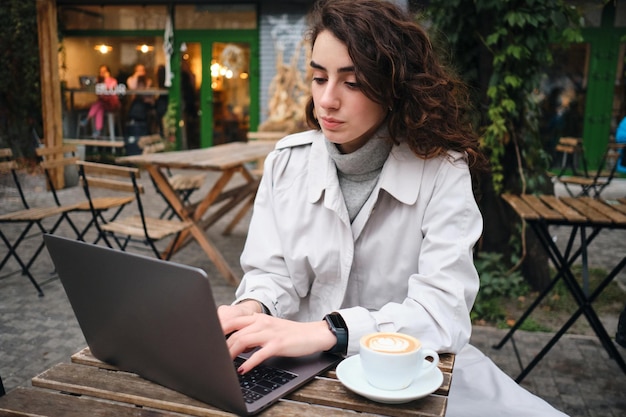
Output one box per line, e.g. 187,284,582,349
324,312,348,355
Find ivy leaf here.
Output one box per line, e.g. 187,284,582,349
504,75,522,88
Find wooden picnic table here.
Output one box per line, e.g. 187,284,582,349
0,347,455,417
494,194,626,381
117,141,276,286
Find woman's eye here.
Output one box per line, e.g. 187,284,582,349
313,77,327,84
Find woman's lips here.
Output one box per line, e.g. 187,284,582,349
320,117,343,130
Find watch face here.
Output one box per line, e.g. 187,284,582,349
328,313,345,328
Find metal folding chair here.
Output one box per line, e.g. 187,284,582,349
0,148,77,296
36,144,134,242
557,142,625,198
77,160,192,260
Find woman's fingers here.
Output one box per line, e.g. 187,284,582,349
225,317,337,373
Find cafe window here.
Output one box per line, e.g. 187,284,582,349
61,36,165,85
59,5,168,30
61,36,165,110
175,4,257,30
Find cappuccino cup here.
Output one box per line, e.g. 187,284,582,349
359,332,439,391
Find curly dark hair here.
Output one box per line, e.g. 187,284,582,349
305,0,487,171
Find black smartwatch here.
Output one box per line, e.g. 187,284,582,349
324,312,348,355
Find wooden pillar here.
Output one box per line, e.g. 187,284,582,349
36,0,64,188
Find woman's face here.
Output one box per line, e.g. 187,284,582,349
311,30,387,153
99,66,109,78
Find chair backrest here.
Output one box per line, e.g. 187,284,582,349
36,144,80,207
0,148,30,209
138,134,166,154
77,160,142,196
555,136,588,177
602,142,624,173
76,160,147,226
592,141,625,183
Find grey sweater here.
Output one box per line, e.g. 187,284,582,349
325,134,392,222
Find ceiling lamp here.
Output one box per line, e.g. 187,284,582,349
136,44,154,54
94,44,113,54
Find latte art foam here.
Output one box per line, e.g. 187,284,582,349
363,333,420,354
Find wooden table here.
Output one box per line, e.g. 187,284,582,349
494,194,626,381
117,141,276,286
0,348,455,417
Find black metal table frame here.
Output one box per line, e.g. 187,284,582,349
493,219,626,382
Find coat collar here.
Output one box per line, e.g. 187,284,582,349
307,132,423,206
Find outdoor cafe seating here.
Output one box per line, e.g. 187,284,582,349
496,193,626,382
136,134,207,219
551,136,625,198
0,148,78,297
76,160,193,261
36,144,134,243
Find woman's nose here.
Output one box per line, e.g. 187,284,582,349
318,84,339,109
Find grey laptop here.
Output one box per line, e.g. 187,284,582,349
78,75,98,88
44,235,340,416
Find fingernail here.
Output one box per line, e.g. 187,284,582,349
237,367,245,375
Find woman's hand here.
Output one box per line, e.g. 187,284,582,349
218,303,337,374
217,300,261,323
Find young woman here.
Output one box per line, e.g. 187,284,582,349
219,1,567,415
82,65,120,137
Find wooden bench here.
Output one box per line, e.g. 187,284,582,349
64,138,125,149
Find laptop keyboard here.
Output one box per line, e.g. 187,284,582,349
234,357,298,403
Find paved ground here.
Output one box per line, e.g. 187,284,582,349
1,166,625,416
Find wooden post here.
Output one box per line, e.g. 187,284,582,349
36,0,64,188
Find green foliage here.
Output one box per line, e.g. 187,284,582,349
514,317,552,332
427,0,582,194
163,96,180,143
0,0,42,158
471,252,528,323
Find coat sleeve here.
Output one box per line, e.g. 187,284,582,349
337,154,482,355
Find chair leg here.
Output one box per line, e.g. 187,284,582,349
0,230,44,296
61,212,83,241
160,232,186,261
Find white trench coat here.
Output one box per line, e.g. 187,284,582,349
235,130,568,417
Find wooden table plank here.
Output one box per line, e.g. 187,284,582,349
539,195,587,223
33,363,230,417
32,363,394,417
560,197,613,224
520,195,563,221
118,142,276,171
288,377,447,417
501,194,542,220
0,387,181,417
583,198,626,224
604,199,626,216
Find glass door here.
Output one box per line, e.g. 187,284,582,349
174,31,257,148
210,42,251,146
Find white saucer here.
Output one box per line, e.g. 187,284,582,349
335,355,444,404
